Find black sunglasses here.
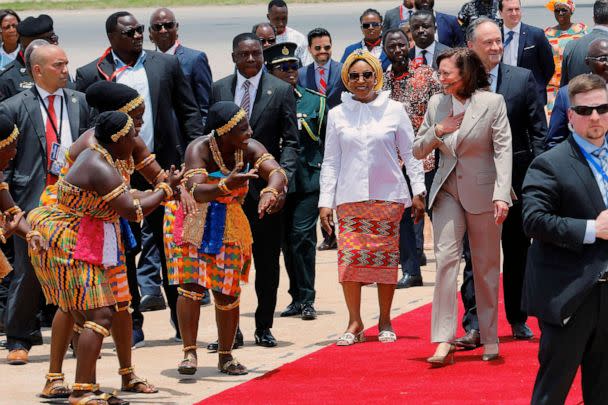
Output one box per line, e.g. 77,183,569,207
586,55,608,64
151,21,176,32
313,45,332,52
361,22,381,29
273,61,299,72
571,104,608,116
259,37,276,45
348,71,374,81
121,24,144,38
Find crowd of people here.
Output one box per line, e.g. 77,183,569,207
0,0,606,403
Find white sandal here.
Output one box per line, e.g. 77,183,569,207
336,330,365,346
378,330,397,343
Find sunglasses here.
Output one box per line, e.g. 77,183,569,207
121,24,144,38
348,71,374,81
571,104,608,116
313,45,331,52
273,61,299,71
361,22,381,29
259,37,276,45
586,55,608,64
151,21,176,32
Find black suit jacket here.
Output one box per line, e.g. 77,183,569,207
74,50,203,169
522,136,608,326
496,63,547,197
211,71,299,199
407,42,451,69
174,44,212,127
514,23,555,104
0,87,93,211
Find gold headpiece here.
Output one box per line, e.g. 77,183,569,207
117,95,144,114
111,116,134,142
216,109,247,136
0,125,19,150
341,49,384,92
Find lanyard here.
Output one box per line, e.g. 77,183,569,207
96,47,131,82
579,144,608,184
34,87,64,142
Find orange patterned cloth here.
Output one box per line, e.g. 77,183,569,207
337,200,404,284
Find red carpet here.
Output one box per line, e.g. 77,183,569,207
197,284,583,405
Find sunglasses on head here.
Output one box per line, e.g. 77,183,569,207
273,61,299,71
313,45,331,52
259,37,276,45
586,55,608,64
121,24,144,38
571,104,608,116
361,22,381,29
348,71,374,81
151,21,176,32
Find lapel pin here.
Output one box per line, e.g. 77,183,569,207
20,68,26,73
267,90,272,95
71,97,77,103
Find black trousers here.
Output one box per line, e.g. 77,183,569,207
282,191,319,306
244,194,283,330
532,283,608,405
125,221,143,331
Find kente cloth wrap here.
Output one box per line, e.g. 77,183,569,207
0,249,12,280
164,171,252,298
29,169,131,311
336,200,404,285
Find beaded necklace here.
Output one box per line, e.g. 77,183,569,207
208,135,243,175
116,156,135,178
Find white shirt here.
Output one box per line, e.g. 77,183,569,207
502,22,521,67
448,96,470,144
319,91,425,209
35,85,73,150
234,69,262,118
415,42,436,66
360,40,383,61
0,44,19,68
276,26,313,66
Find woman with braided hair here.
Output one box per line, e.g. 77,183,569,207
164,101,287,376
28,111,182,405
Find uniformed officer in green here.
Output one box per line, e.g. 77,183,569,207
263,42,327,321
0,14,58,102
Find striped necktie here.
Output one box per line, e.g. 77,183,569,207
318,67,327,95
240,80,251,116
504,31,515,48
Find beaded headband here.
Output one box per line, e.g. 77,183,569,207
0,125,19,150
111,116,134,142
117,95,144,114
216,109,247,136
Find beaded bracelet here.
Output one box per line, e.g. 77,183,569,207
217,178,231,194
26,230,42,243
189,182,198,199
154,182,173,200
134,154,156,171
153,169,167,185
0,227,6,244
260,187,279,197
4,206,22,216
269,167,288,184
254,153,275,171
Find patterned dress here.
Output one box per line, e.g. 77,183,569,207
544,22,587,115
164,172,252,298
28,145,128,311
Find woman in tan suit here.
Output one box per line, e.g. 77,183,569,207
413,48,512,366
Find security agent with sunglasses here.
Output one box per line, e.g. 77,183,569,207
265,42,327,320
522,73,608,405
253,22,277,50
341,8,391,71
547,38,608,149
75,11,203,340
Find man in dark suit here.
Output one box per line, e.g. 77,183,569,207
211,33,299,346
522,73,608,405
1,44,93,365
383,0,415,33
453,17,547,349
413,0,464,47
148,7,212,127
408,10,451,69
547,39,608,150
75,11,203,345
499,0,554,104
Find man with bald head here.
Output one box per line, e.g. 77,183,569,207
253,22,277,49
547,38,608,149
0,44,93,365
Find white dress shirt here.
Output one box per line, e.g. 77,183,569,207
502,22,521,67
415,42,436,66
276,26,313,66
35,84,73,150
234,69,263,118
319,91,425,209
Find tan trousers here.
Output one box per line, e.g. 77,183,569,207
430,175,502,345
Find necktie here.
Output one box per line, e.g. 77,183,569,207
592,148,608,204
240,80,251,117
318,67,327,95
504,31,515,48
45,94,58,185
489,73,496,92
408,10,413,19
421,49,428,65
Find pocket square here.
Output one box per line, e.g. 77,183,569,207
523,45,535,50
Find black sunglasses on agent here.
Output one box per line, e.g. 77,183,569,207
314,45,332,52
121,24,145,38
571,104,608,116
273,61,299,72
348,71,374,81
151,21,176,32
259,37,276,46
361,22,381,29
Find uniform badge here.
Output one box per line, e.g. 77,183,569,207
19,81,33,89
19,68,26,73
71,97,77,103
282,46,289,56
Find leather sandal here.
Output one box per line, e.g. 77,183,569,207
40,372,72,399
378,330,397,343
336,330,365,346
218,357,248,375
118,366,157,393
178,345,198,375
73,392,113,405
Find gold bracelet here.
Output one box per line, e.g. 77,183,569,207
0,182,8,191
254,153,275,171
154,182,173,200
26,230,42,243
217,178,231,194
4,206,22,216
153,169,167,185
189,182,198,199
134,154,156,171
269,167,288,184
101,183,127,203
260,187,279,197
0,227,6,244
133,199,143,223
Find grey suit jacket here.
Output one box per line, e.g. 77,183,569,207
0,87,93,211
383,6,405,33
560,27,608,86
413,90,513,213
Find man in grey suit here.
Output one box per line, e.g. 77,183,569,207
383,0,415,33
561,0,608,86
1,44,93,365
408,11,450,69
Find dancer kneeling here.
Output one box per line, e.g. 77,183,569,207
164,101,287,376
28,111,182,405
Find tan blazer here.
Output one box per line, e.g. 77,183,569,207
413,90,513,214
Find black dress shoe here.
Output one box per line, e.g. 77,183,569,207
207,327,244,351
139,294,166,312
301,304,317,320
254,328,277,347
396,274,423,289
512,322,534,340
451,329,481,350
280,302,302,317
318,235,337,251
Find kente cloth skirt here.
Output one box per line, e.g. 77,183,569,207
336,200,404,284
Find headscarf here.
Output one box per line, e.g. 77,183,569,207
545,0,575,13
86,81,144,114
0,114,17,150
205,101,247,136
95,111,133,144
341,49,383,92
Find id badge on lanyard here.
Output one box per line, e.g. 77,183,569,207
49,142,67,176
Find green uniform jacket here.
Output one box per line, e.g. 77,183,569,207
291,85,327,193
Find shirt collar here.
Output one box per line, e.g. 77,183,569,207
504,22,521,35
489,64,499,78
573,132,608,154
416,41,436,54
35,84,63,100
314,61,330,71
0,44,19,58
163,41,180,55
111,50,146,68
236,69,263,90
